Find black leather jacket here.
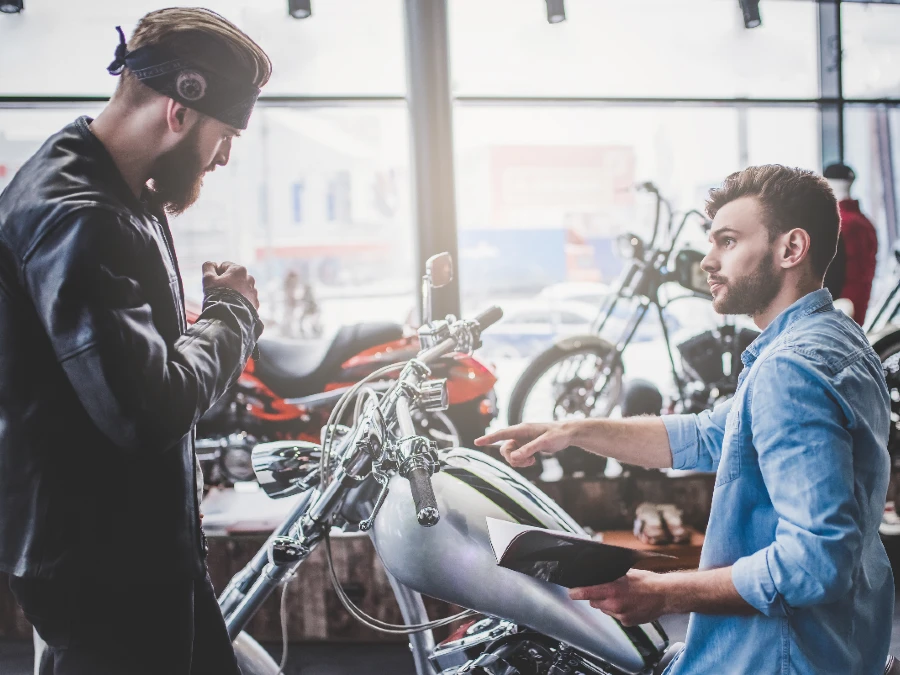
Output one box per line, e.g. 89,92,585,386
0,117,263,580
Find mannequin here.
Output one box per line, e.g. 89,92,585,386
822,163,878,326
826,177,852,202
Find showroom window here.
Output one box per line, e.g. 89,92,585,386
0,0,416,336
448,1,825,403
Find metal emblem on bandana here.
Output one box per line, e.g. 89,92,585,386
176,70,207,102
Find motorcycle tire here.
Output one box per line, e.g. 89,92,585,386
877,333,900,475
506,339,623,479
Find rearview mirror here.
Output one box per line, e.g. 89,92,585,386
673,249,712,298
426,253,454,288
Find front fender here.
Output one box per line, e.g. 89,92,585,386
553,334,617,354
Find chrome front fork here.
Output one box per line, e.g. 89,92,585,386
218,492,438,675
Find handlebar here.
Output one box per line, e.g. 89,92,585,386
407,466,440,527
392,307,503,527
474,305,504,332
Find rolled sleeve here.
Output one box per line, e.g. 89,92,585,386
662,414,702,470
661,398,732,471
732,548,791,617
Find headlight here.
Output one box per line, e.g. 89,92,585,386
616,233,644,260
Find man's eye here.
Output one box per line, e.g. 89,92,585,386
724,237,736,247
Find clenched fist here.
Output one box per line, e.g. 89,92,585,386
202,261,259,310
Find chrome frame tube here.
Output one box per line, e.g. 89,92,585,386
219,490,316,618
386,571,437,675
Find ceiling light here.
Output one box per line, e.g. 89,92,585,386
546,0,565,24
739,0,761,29
288,0,311,19
0,0,23,13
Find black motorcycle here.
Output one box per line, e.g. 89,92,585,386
506,183,759,476
865,248,900,508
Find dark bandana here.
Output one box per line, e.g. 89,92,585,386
107,26,260,130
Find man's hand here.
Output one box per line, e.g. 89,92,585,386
569,570,668,627
474,422,573,467
202,261,259,310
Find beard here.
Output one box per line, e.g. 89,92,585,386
147,126,208,216
710,252,782,317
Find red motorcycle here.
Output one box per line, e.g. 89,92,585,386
192,254,498,486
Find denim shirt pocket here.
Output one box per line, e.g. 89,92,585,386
715,408,742,487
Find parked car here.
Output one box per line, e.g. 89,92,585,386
480,297,678,360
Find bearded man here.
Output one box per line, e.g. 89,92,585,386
0,8,271,674
478,165,894,674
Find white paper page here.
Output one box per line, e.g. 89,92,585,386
486,517,537,562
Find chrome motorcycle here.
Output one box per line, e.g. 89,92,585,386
213,254,682,675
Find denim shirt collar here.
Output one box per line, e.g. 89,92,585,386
741,288,834,368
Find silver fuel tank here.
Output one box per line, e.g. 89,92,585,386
370,449,667,674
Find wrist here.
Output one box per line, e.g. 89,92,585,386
657,572,689,615
558,419,580,447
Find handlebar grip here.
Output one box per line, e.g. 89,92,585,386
407,466,440,527
474,306,504,331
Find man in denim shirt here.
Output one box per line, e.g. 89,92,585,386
478,165,894,673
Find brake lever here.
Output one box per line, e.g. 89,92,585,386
358,469,391,532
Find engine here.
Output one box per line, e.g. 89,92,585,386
431,617,626,675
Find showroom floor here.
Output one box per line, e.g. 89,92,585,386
1,605,899,674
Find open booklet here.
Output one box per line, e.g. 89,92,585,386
486,518,674,589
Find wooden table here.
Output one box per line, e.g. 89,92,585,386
601,529,705,573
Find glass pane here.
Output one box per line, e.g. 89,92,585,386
842,4,900,100
449,0,818,99
457,104,822,416
746,107,819,170
0,106,416,334
844,105,900,315
0,0,406,97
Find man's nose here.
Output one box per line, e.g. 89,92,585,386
700,250,717,274
215,140,231,168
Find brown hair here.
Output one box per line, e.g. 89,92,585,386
705,165,840,278
115,7,272,110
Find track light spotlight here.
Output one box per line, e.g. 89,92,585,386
0,0,23,14
288,0,311,20
546,0,565,25
739,0,761,29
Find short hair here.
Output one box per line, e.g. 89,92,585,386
115,7,272,112
705,165,840,278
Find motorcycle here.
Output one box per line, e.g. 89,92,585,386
190,257,498,487
864,247,900,521
505,183,758,476
212,252,683,675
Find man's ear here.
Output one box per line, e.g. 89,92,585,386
165,99,192,134
779,228,812,270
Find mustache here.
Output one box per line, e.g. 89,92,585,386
708,275,727,286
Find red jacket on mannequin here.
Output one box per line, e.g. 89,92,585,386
824,163,879,326
837,199,878,325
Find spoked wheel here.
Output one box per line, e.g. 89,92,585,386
506,340,623,478
507,341,623,426
879,339,900,471
412,409,461,449
877,336,900,538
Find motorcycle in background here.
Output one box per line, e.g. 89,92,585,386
506,183,758,476
210,252,683,675
864,247,900,536
189,257,497,487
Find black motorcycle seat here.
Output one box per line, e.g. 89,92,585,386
253,322,404,399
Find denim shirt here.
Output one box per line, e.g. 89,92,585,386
661,289,893,675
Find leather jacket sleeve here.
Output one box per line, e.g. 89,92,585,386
23,206,263,453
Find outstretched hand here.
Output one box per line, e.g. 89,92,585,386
474,423,572,468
